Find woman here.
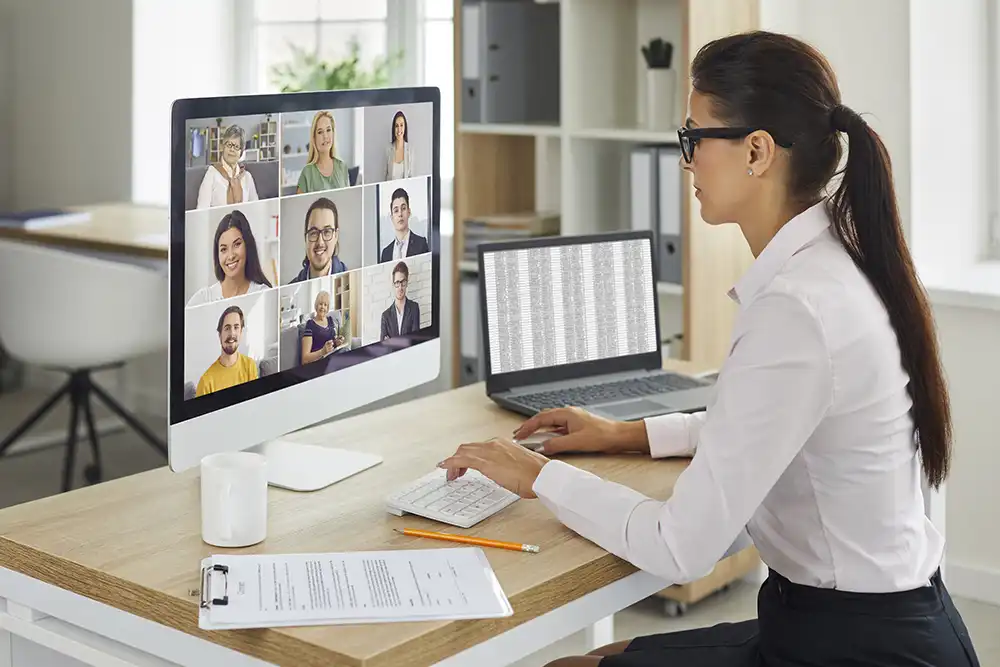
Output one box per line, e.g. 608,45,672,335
383,110,413,180
439,31,981,667
196,124,259,209
290,197,348,283
187,210,272,306
300,291,344,364
296,111,350,193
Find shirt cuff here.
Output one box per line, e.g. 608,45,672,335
643,413,699,458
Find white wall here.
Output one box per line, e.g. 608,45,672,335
760,0,911,236
0,0,133,209
132,0,236,205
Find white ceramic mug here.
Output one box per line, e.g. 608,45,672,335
200,452,268,548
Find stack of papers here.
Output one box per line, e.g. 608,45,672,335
198,547,512,630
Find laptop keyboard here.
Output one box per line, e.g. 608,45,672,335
515,374,706,412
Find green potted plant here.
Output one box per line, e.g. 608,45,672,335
270,36,403,91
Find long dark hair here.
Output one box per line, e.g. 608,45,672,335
691,31,951,488
213,210,272,287
390,111,408,143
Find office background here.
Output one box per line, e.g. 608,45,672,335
184,199,281,303
362,253,432,346
362,102,435,183
279,188,365,284
0,1,998,663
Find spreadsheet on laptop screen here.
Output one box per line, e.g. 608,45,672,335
482,238,658,375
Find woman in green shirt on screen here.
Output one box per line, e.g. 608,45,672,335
296,110,350,193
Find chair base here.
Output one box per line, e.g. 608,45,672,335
0,370,166,493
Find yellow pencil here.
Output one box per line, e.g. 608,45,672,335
394,528,540,553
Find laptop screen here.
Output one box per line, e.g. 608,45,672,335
481,236,658,376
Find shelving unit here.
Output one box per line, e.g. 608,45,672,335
333,272,359,338
453,0,759,383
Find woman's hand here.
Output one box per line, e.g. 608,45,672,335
438,438,549,498
334,335,345,347
512,407,649,456
323,339,335,355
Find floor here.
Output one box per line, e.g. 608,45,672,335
1,391,998,666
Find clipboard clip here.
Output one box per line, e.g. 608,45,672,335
199,563,230,609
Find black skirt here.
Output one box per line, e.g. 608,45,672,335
600,569,980,667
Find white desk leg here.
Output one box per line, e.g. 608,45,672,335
1,627,11,667
585,616,615,651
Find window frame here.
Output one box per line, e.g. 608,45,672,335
987,0,1000,259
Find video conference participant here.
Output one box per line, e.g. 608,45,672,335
380,261,420,340
379,188,429,262
196,124,259,209
383,111,414,181
196,306,258,397
297,111,350,193
301,291,345,364
291,197,348,283
187,210,272,306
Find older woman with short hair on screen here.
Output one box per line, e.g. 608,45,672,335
383,110,414,180
196,124,259,209
297,111,350,193
300,290,344,364
187,210,272,307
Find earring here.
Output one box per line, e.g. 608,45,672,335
747,169,753,176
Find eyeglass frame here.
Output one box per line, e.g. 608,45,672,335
676,126,793,163
393,279,408,288
222,140,242,151
305,227,337,243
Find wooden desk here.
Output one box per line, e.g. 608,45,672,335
0,361,750,667
0,203,168,258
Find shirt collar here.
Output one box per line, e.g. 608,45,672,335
396,229,410,246
728,199,832,306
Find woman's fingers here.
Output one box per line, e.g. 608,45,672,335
514,408,574,440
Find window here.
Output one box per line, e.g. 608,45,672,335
244,0,454,197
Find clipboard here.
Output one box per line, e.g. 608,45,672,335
197,548,513,630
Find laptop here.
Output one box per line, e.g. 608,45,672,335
478,231,716,421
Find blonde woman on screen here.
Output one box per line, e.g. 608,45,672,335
196,124,259,209
296,111,350,193
383,110,414,180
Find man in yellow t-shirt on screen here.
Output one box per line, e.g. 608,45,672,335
196,305,258,397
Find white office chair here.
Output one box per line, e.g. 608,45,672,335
0,239,168,491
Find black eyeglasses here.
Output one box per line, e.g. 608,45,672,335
676,126,792,163
306,227,336,243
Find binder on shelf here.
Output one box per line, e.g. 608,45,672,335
460,0,560,124
657,145,683,285
459,275,484,386
628,144,683,287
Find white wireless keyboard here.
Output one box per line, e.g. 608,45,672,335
385,469,519,528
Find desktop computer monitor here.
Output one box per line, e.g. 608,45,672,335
168,87,441,490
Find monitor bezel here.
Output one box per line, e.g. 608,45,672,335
478,230,664,396
169,87,441,426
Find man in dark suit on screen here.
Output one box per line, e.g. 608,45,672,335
381,261,421,340
380,187,429,262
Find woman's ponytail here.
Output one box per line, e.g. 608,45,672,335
828,105,952,488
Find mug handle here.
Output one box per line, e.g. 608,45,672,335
219,481,233,542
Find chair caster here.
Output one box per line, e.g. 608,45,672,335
662,600,687,617
84,464,103,485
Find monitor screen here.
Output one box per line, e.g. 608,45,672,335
170,91,439,425
481,236,658,376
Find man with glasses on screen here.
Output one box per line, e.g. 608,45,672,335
380,261,420,341
196,306,258,397
291,197,348,283
380,188,429,262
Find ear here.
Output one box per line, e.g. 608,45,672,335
746,130,777,177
